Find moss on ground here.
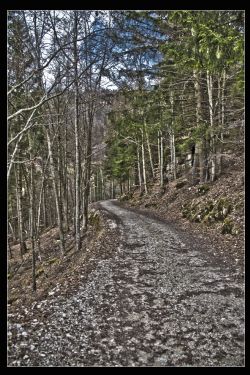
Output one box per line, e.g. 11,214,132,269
182,197,236,234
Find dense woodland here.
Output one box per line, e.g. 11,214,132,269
8,11,244,291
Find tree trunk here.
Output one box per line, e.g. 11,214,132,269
96,170,99,201
42,182,48,228
46,127,65,255
193,69,204,184
68,176,74,221
169,90,176,180
137,144,142,193
207,70,216,182
160,132,164,188
141,130,147,194
112,179,115,199
145,125,154,179
100,168,104,199
191,27,205,184
14,163,26,260
28,134,36,292
8,237,12,259
31,168,36,292
63,125,69,231
192,143,200,185
127,170,130,192
217,69,226,176
8,221,15,243
169,129,176,181
73,12,81,251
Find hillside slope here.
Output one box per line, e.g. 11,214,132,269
120,156,244,270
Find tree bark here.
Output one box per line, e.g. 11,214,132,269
46,127,65,255
193,69,203,184
158,131,164,187
42,182,48,228
207,70,216,182
63,124,69,231
217,69,226,176
141,130,147,194
14,162,26,260
137,144,142,193
169,90,176,180
145,125,154,179
28,134,36,292
73,11,81,251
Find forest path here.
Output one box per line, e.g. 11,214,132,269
8,200,244,367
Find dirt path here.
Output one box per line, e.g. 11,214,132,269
8,200,244,367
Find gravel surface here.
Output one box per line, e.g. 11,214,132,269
8,200,245,367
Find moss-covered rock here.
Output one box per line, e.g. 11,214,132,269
209,198,232,222
191,212,202,222
47,257,59,265
36,267,45,278
197,184,210,195
217,198,232,216
204,201,214,214
182,196,233,226
88,210,101,228
232,226,240,235
120,192,133,201
221,218,234,234
181,203,192,219
203,213,216,224
182,201,201,221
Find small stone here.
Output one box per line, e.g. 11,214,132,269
22,331,28,337
23,355,29,360
20,342,28,347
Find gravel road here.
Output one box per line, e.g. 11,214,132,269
8,200,245,367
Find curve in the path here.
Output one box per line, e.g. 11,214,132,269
8,200,244,367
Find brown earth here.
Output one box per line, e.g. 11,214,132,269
7,206,122,316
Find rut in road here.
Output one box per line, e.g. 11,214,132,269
8,200,244,367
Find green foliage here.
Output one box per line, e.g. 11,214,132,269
164,11,244,74
104,137,136,181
